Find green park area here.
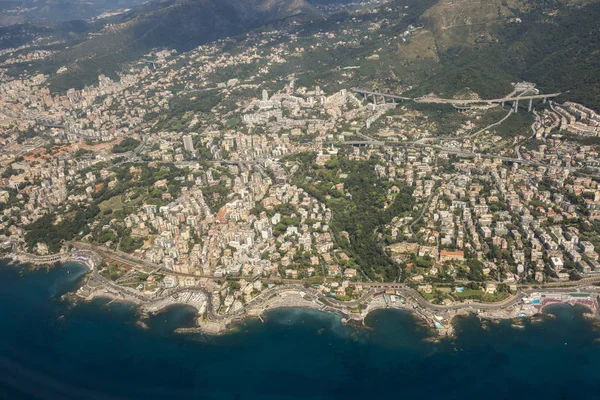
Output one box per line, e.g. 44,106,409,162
99,193,147,214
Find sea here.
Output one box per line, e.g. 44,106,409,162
1,260,600,400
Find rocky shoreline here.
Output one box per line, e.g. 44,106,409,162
77,275,574,339
5,251,600,339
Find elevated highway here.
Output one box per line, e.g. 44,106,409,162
352,88,412,104
352,88,562,112
415,92,562,106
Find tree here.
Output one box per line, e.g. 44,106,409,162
112,138,141,153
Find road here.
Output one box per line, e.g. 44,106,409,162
464,85,534,141
62,85,597,325
73,240,600,327
468,108,514,139
75,239,600,288
86,263,600,331
515,110,539,160
352,88,561,106
352,88,412,101
408,182,440,238
72,241,164,275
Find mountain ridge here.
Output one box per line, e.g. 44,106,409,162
3,0,599,107
41,0,320,90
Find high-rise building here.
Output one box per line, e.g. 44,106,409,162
183,135,194,152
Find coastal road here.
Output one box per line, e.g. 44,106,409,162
72,242,165,275
69,242,600,325
82,261,600,333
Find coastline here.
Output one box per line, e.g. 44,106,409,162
64,267,600,339
5,251,600,400
1,248,99,271
4,250,600,339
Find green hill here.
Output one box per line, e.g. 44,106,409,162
46,0,319,91
279,0,600,109
404,0,600,107
27,0,600,111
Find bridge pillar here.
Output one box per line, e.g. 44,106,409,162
373,95,377,105
543,97,547,104
501,101,505,107
514,100,519,112
528,98,533,112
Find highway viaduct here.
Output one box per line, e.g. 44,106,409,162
352,88,562,113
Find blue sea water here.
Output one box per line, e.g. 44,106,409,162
1,260,600,400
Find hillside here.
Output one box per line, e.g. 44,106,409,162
5,0,597,109
0,13,24,27
407,0,600,108
0,19,93,50
0,0,148,25
46,0,319,91
233,0,599,109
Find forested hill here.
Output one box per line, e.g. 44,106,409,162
46,0,319,90
5,0,600,107
517,1,600,109
407,0,600,110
